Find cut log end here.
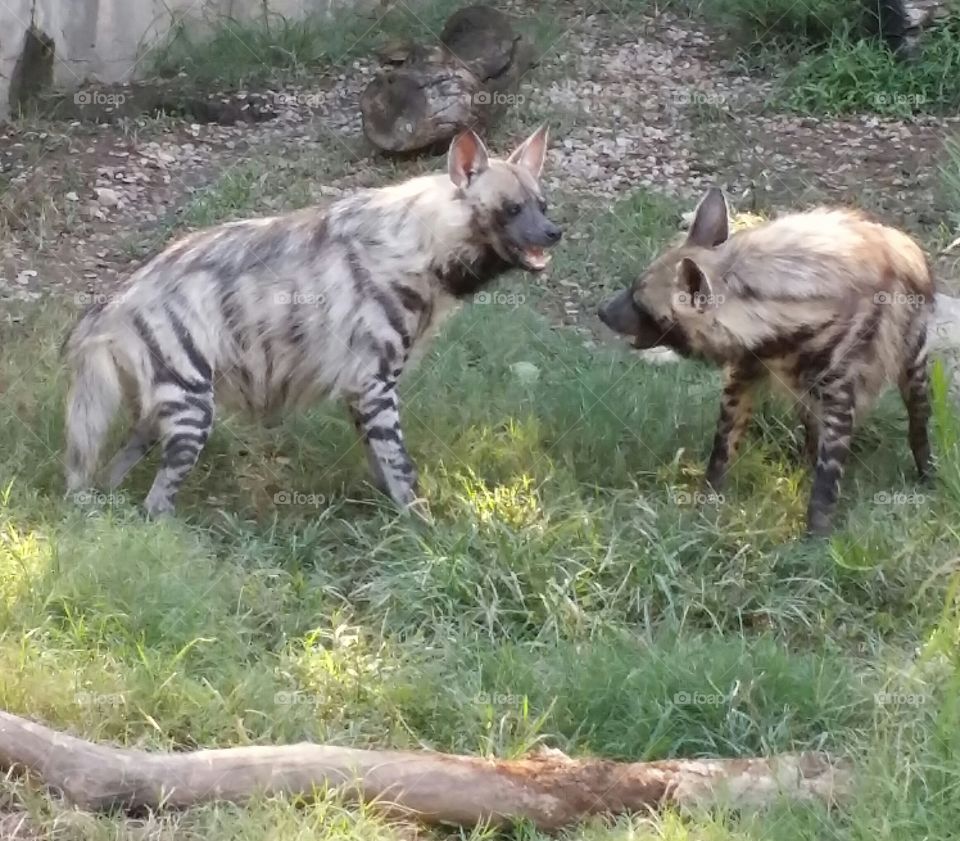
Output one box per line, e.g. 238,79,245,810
360,3,534,154
360,73,431,151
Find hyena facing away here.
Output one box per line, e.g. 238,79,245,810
63,126,562,516
598,188,934,536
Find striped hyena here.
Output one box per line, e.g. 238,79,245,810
598,188,934,535
62,126,562,516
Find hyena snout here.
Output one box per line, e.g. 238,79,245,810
539,221,563,245
598,289,642,336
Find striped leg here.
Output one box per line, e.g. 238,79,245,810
104,424,157,490
806,384,854,536
899,338,932,481
705,362,760,490
797,402,820,467
347,402,387,493
351,378,418,509
143,394,214,517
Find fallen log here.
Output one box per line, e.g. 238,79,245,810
0,710,850,829
360,5,536,153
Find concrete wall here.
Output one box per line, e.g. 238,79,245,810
0,0,373,117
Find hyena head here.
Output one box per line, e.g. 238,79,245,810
447,125,562,273
598,188,731,357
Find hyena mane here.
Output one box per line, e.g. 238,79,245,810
599,188,934,535
62,126,562,516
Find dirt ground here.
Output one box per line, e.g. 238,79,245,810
1,3,958,318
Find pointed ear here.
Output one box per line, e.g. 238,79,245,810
686,187,730,248
507,123,549,178
448,129,490,188
676,257,715,313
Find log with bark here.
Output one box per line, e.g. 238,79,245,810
0,710,851,829
360,5,537,154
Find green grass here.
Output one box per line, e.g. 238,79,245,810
943,138,960,233
705,0,863,51
709,0,960,116
4,150,960,838
148,0,466,85
4,184,960,837
147,0,573,88
781,14,960,116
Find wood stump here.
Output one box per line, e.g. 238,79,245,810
360,5,536,153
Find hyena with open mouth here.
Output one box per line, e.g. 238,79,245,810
598,188,934,536
62,126,562,516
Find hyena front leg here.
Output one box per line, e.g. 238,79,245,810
899,337,932,481
347,403,387,494
143,394,214,517
705,362,761,490
350,377,419,509
796,402,820,467
806,383,855,536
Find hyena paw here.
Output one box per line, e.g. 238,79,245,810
804,513,833,539
703,472,725,494
63,485,92,506
143,495,176,519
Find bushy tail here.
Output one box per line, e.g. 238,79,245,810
63,317,122,495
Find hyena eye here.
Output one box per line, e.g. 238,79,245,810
506,202,522,217
538,200,548,213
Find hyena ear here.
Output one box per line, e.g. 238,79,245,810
507,123,549,178
686,187,730,248
676,257,715,313
448,129,490,188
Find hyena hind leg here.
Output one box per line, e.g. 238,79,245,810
64,346,123,498
143,394,214,517
796,403,820,467
806,386,855,536
350,379,419,510
899,351,932,481
705,363,760,490
103,423,157,490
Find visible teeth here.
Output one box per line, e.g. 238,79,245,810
524,247,550,268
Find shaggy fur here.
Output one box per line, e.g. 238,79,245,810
599,188,934,535
62,126,562,516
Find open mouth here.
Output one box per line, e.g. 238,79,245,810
520,246,551,271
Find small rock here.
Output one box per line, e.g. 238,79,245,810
95,187,120,208
65,191,79,201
